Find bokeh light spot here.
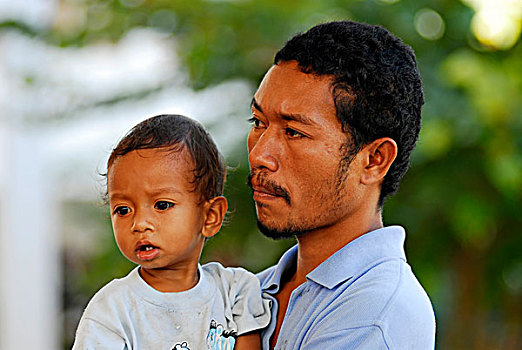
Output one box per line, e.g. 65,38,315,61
120,0,145,8
503,263,522,295
418,119,452,159
414,8,445,40
148,10,178,33
378,0,402,4
462,0,522,49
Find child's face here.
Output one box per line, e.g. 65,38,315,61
107,148,208,270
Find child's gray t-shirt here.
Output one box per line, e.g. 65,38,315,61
73,262,271,350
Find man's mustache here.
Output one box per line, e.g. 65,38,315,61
247,171,291,205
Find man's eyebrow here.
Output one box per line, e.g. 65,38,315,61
251,98,314,125
281,112,314,126
251,98,263,113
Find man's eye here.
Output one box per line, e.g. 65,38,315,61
155,201,174,211
248,117,264,128
114,206,131,216
285,128,305,138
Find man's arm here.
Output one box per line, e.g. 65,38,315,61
235,331,262,350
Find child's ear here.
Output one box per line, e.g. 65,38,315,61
360,137,397,185
201,196,228,238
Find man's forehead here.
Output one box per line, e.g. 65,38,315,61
256,62,334,95
265,61,334,82
252,62,336,119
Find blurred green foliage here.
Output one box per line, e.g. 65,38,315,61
5,0,520,349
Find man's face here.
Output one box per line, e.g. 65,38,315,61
247,61,361,238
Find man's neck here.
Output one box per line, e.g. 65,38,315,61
293,212,383,285
269,215,383,349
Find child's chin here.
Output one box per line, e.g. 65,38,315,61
138,260,163,269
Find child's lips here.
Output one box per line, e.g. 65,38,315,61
135,241,160,261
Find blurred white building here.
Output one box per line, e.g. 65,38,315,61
0,2,252,348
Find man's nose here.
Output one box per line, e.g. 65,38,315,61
247,128,280,172
131,208,154,233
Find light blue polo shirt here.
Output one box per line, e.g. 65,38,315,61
257,226,436,349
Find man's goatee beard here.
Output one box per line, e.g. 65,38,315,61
256,219,310,240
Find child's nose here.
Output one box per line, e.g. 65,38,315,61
131,209,154,233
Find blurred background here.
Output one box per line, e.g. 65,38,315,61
0,0,520,349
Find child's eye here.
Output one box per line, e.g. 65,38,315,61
113,206,131,216
155,201,174,211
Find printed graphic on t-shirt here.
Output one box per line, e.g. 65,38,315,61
172,342,190,350
171,320,237,350
206,320,237,350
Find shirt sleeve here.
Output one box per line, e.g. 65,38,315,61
72,317,127,350
229,268,271,336
301,326,390,350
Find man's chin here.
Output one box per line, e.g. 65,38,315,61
256,219,308,240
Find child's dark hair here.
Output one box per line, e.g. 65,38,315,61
106,114,226,201
275,21,423,207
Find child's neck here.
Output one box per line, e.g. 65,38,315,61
139,265,199,293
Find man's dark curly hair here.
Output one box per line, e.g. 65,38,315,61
106,114,226,201
275,20,423,207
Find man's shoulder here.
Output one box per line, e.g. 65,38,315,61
312,259,403,319
310,258,435,348
330,258,433,319
376,261,436,348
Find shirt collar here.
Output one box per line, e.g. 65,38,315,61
261,226,407,292
307,226,407,289
259,244,298,293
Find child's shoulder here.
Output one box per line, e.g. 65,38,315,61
201,262,260,290
200,262,270,336
202,261,255,278
76,267,140,329
85,267,140,307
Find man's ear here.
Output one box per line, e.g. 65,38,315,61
201,196,228,238
360,137,397,185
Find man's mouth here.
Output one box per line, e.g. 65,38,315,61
247,172,291,204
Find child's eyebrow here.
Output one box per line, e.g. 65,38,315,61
108,187,182,201
149,187,182,196
108,192,128,201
